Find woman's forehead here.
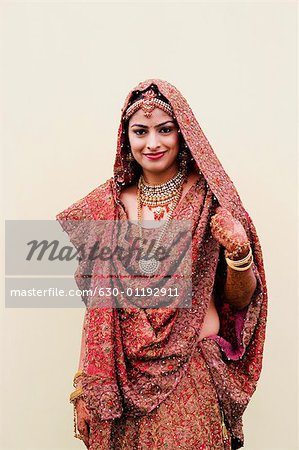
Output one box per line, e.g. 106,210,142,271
128,107,175,127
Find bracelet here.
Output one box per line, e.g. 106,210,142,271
69,387,83,404
225,247,254,271
73,369,83,380
225,247,252,266
226,258,253,271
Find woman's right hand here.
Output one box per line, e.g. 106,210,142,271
76,397,91,448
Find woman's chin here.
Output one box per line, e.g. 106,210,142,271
141,164,175,175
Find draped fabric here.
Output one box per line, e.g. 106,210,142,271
56,79,267,449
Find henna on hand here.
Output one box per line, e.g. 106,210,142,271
210,207,249,256
210,206,257,309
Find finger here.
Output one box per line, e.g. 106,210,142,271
210,214,226,231
210,223,227,246
211,216,236,244
210,213,220,226
219,213,233,226
211,209,230,223
214,213,237,233
210,217,222,237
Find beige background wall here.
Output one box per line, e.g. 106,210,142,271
1,1,297,449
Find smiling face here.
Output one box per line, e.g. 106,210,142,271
127,107,180,183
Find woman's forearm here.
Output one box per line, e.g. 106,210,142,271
223,262,257,310
210,207,259,310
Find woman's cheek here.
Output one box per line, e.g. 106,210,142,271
133,143,144,156
131,143,144,161
129,137,142,154
166,135,180,151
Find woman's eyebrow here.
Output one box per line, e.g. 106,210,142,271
130,120,175,129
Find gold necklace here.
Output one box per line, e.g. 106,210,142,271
137,178,183,275
139,170,185,220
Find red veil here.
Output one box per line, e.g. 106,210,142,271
56,79,267,449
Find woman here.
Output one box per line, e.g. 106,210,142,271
57,79,267,450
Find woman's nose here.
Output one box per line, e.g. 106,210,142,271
146,132,160,150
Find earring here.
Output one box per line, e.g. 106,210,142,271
179,147,189,161
125,150,135,162
181,141,195,163
178,147,189,176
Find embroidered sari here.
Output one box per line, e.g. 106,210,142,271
56,79,267,450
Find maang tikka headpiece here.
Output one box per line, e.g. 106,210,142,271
124,89,174,121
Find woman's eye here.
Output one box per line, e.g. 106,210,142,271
133,129,146,135
132,127,173,136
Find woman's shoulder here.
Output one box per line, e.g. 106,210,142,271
119,182,138,201
120,183,138,195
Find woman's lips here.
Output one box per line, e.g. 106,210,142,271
144,151,166,160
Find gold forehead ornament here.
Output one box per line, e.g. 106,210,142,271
124,89,174,121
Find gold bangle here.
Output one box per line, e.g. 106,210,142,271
69,387,83,404
73,370,83,381
226,257,253,271
225,246,254,271
225,247,252,267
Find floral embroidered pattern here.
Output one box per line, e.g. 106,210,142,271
88,348,232,450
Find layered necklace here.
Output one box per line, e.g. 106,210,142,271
137,170,185,275
138,170,185,221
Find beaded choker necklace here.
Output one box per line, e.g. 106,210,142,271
139,170,185,221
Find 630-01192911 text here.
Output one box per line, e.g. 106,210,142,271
8,286,181,298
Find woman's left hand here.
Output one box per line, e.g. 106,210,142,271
210,207,249,255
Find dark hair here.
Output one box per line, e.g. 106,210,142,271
128,83,171,108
